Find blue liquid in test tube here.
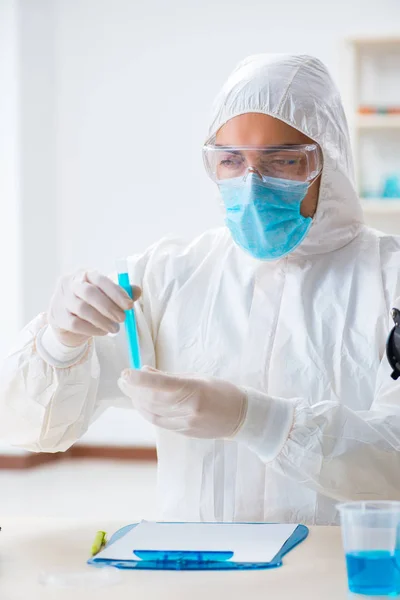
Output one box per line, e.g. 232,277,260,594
117,259,141,369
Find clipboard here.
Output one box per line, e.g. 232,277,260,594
88,522,309,571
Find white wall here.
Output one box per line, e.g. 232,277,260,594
0,0,21,361
19,0,59,323
0,0,25,454
1,0,59,337
3,0,400,448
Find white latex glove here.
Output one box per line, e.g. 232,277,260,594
48,269,141,347
118,366,248,439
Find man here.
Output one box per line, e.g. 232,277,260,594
1,54,400,524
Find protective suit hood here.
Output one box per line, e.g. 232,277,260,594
207,54,364,257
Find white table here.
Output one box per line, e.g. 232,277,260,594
0,518,349,599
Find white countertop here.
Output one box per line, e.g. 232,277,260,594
0,518,349,600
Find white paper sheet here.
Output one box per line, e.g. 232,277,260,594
95,521,298,563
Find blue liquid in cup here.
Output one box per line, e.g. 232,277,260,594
346,550,400,596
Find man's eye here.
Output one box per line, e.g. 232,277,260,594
270,158,298,166
220,159,239,167
219,155,244,168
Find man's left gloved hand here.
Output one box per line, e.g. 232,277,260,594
118,366,248,439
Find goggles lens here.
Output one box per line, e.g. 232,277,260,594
203,144,323,183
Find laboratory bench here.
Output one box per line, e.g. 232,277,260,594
0,518,349,599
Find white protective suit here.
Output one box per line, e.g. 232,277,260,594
1,54,400,525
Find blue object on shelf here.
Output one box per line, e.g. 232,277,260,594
382,175,400,199
361,186,379,199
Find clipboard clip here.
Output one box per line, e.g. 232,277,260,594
133,550,234,563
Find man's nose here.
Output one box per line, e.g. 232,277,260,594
243,166,263,181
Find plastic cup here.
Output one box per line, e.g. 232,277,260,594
338,502,400,597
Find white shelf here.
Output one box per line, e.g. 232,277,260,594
347,36,400,222
347,36,400,47
356,114,400,129
362,199,400,214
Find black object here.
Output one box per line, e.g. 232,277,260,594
386,308,400,379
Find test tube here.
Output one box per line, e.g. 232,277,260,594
116,258,141,369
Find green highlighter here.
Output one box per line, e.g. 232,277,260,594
91,530,107,556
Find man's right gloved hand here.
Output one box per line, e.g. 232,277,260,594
48,270,141,347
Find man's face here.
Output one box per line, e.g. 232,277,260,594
215,113,321,218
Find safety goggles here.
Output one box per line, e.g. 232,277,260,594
203,143,323,184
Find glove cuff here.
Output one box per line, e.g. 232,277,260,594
233,388,296,462
36,325,90,368
226,389,249,439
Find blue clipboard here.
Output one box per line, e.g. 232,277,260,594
88,523,309,571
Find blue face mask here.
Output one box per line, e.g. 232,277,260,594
218,173,312,261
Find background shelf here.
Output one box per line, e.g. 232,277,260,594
347,36,400,47
349,36,400,221
356,114,400,129
361,199,400,214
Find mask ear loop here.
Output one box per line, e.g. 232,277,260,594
307,172,322,188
